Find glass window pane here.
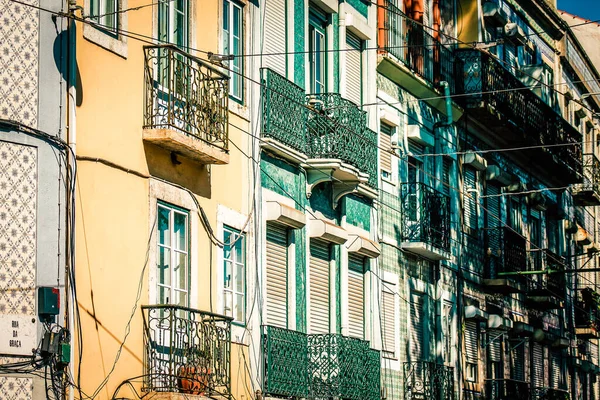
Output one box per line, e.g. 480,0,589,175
224,261,232,289
235,263,244,292
174,252,187,290
174,212,187,251
105,0,116,30
175,290,187,307
224,291,233,317
158,206,171,246
232,5,240,38
159,285,171,304
158,1,169,43
158,246,171,286
234,235,244,261
235,293,244,321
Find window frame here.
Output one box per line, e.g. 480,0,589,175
158,0,190,49
222,225,246,325
223,0,244,103
90,0,118,36
309,7,328,94
157,201,191,307
83,0,128,58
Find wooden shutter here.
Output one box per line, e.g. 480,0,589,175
348,253,365,339
442,157,450,195
464,321,478,364
382,283,396,358
511,341,525,381
345,32,362,106
550,350,561,389
505,42,517,70
380,123,394,177
464,167,477,230
263,0,286,75
410,293,425,361
532,343,544,389
310,239,330,334
266,223,288,328
488,329,502,363
486,183,501,228
409,140,425,156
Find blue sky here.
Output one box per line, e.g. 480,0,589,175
558,0,600,22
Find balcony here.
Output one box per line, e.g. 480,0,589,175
455,49,582,185
532,387,570,400
261,68,378,200
575,289,600,339
526,249,566,310
142,305,232,397
485,379,530,400
143,45,229,165
404,361,454,400
484,227,527,293
400,182,451,260
572,154,600,206
262,325,381,400
377,1,463,120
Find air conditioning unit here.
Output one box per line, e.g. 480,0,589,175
504,23,527,46
483,2,507,27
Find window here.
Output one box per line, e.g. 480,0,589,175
90,0,117,33
463,166,478,233
157,203,189,306
223,226,246,323
309,7,327,94
158,0,189,48
380,122,394,181
266,222,288,328
381,280,397,359
223,0,243,102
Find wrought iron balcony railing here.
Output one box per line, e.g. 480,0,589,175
381,0,461,93
143,45,229,150
400,182,451,252
262,325,381,400
527,249,566,300
484,227,527,282
572,154,600,206
142,305,232,397
261,68,378,189
455,49,582,184
404,361,454,400
575,289,600,332
532,387,570,400
485,379,530,400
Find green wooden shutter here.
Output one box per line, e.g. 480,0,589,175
266,222,288,328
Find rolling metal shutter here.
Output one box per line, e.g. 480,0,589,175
345,32,362,106
464,167,477,230
382,284,396,358
465,321,478,364
380,123,394,176
486,184,501,228
263,0,286,75
532,343,544,389
410,293,425,361
511,341,525,381
266,223,288,328
550,350,561,389
348,253,365,339
309,239,330,334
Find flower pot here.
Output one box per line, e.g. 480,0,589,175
177,364,210,395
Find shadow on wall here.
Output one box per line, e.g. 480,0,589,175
53,20,83,106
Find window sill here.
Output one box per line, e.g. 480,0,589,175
83,23,128,59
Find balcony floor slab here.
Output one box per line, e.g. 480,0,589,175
400,241,450,260
143,128,229,165
483,278,524,294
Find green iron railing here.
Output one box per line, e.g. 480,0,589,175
143,45,229,150
404,361,454,400
261,68,378,189
262,325,381,400
142,305,232,397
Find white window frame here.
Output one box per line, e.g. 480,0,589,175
83,0,128,58
90,0,117,32
223,0,244,102
222,225,246,324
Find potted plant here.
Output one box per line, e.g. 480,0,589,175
177,346,212,395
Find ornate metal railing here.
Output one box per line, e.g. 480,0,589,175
400,182,451,252
382,0,461,93
527,249,566,299
143,45,229,150
142,305,232,397
262,326,381,400
573,154,600,204
455,49,582,183
575,288,600,330
485,379,530,400
261,68,308,153
261,68,378,189
532,387,570,400
484,227,527,282
403,361,454,400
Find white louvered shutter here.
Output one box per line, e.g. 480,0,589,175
309,239,330,334
263,0,286,75
348,253,365,339
486,183,501,228
532,343,544,389
465,321,478,365
488,329,502,363
382,283,396,358
380,123,394,178
510,341,525,381
410,293,425,362
464,167,477,230
266,222,288,328
345,32,362,106
442,157,451,196
550,350,561,389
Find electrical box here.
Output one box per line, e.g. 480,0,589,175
38,287,60,322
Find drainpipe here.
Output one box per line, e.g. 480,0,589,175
439,81,453,126
67,2,77,400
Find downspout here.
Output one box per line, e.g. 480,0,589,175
439,81,453,126
67,2,77,400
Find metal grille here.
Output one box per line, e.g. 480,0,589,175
403,361,455,400
266,223,288,328
310,239,330,334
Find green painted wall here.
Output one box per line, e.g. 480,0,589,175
344,194,371,231
345,0,369,18
294,0,305,87
260,153,303,207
